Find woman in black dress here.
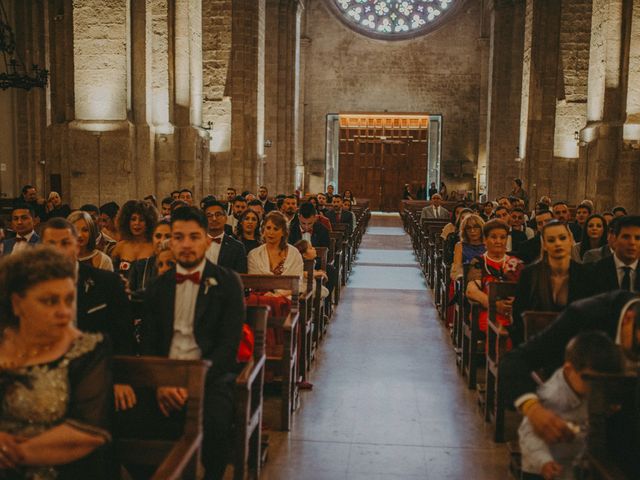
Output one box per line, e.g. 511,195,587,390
235,209,262,254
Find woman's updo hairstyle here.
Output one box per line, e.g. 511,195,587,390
261,211,289,250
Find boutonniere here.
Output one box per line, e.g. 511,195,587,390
84,278,95,294
204,277,218,295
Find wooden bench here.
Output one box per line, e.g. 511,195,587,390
485,281,517,442
329,230,346,299
240,274,300,431
314,247,329,344
522,310,558,341
299,258,316,380
113,356,211,480
234,305,269,480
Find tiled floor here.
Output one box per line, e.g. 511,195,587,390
260,213,509,479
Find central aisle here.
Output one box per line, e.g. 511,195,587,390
261,213,508,479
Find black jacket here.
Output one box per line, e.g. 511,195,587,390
140,261,245,381
77,263,135,355
262,200,276,213
325,210,354,236
590,255,640,294
509,229,528,253
511,260,593,346
218,234,248,274
288,217,330,248
515,234,542,265
500,290,637,406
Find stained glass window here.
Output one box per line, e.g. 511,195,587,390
329,0,456,39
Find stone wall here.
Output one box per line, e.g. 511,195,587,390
302,0,483,194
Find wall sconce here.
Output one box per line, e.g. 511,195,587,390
264,140,273,148
203,121,213,131
574,131,579,142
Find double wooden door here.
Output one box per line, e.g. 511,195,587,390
338,116,428,211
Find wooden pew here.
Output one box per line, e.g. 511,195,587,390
422,220,448,287
314,247,329,344
299,258,316,380
485,281,518,443
113,356,211,480
522,310,558,341
240,274,300,431
234,306,269,480
329,230,346,297
333,223,351,284
584,371,639,479
461,297,483,390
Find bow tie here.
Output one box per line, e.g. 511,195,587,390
211,237,222,245
15,237,27,243
176,271,201,284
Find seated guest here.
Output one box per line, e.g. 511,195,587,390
226,195,248,231
170,189,180,200
44,191,71,220
500,291,638,445
280,195,298,226
527,201,552,229
0,247,112,479
512,221,591,346
307,196,332,231
223,187,237,215
79,204,100,224
450,214,485,280
1,203,40,256
325,196,353,235
257,185,276,213
139,206,245,480
288,202,330,248
295,239,330,299
481,201,494,221
511,207,535,239
591,215,640,293
203,200,247,273
516,209,554,264
155,242,176,275
40,218,135,356
497,196,512,210
570,203,592,243
68,211,114,271
110,200,157,273
128,220,172,295
583,217,617,264
440,203,468,240
613,205,627,217
419,193,449,222
98,201,120,244
602,211,614,224
160,196,173,218
235,209,262,254
494,206,527,253
17,184,46,222
342,198,357,231
248,211,304,293
247,199,265,219
552,201,581,241
316,193,330,216
342,189,356,205
466,219,524,335
572,214,607,262
518,332,623,480
402,184,413,200
170,199,188,213
178,188,193,206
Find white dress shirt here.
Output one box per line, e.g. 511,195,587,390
169,259,206,360
205,233,225,265
226,215,238,230
12,230,36,254
613,255,638,291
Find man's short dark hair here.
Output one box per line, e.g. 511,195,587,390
552,201,568,208
179,188,193,195
285,194,297,202
565,331,623,374
233,195,247,205
248,199,263,207
298,202,317,219
11,202,34,217
170,206,207,231
494,205,508,215
511,207,525,215
170,190,180,197
202,200,226,212
612,206,628,215
99,201,119,219
536,202,550,212
577,203,593,214
276,198,284,209
514,178,523,188
21,185,35,196
161,196,174,206
227,187,236,193
79,204,100,215
241,191,250,197
41,217,78,238
170,200,188,211
259,185,268,191
612,215,640,236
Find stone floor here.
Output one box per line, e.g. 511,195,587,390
260,213,510,479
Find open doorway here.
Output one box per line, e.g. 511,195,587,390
325,113,442,211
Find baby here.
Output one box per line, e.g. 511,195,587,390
519,331,624,480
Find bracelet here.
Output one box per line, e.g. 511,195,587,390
521,398,539,416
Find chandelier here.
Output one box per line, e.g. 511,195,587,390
0,1,48,90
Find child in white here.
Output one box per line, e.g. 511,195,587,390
519,331,624,480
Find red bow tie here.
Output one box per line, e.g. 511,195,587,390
15,237,27,243
176,271,201,284
211,237,222,245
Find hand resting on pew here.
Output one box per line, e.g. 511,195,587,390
114,384,137,411
157,386,189,417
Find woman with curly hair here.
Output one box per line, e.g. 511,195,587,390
235,209,261,254
110,200,157,273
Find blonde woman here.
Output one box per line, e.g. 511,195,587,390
68,211,114,271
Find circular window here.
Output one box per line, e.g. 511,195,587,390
326,0,461,40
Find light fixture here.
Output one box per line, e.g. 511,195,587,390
0,1,48,90
264,140,273,148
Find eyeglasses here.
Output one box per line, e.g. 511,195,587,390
465,225,481,230
206,212,226,218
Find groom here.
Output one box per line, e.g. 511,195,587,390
140,206,245,479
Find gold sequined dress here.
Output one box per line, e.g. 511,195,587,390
0,333,112,480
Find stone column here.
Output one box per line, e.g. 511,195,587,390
486,0,525,200
623,0,640,143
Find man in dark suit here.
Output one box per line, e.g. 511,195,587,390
552,201,581,240
257,185,276,213
325,196,354,236
590,215,640,293
1,203,40,256
515,209,553,264
289,202,330,247
16,184,46,223
500,291,639,445
494,206,527,253
223,187,236,216
141,206,245,480
203,200,247,273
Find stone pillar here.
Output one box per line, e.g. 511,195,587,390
486,0,525,200
230,0,266,191
476,0,491,199
521,0,562,203
623,0,640,143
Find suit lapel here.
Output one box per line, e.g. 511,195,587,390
218,235,228,266
193,261,215,332
159,269,177,352
606,257,619,289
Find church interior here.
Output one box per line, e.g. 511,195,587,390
1,0,640,479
